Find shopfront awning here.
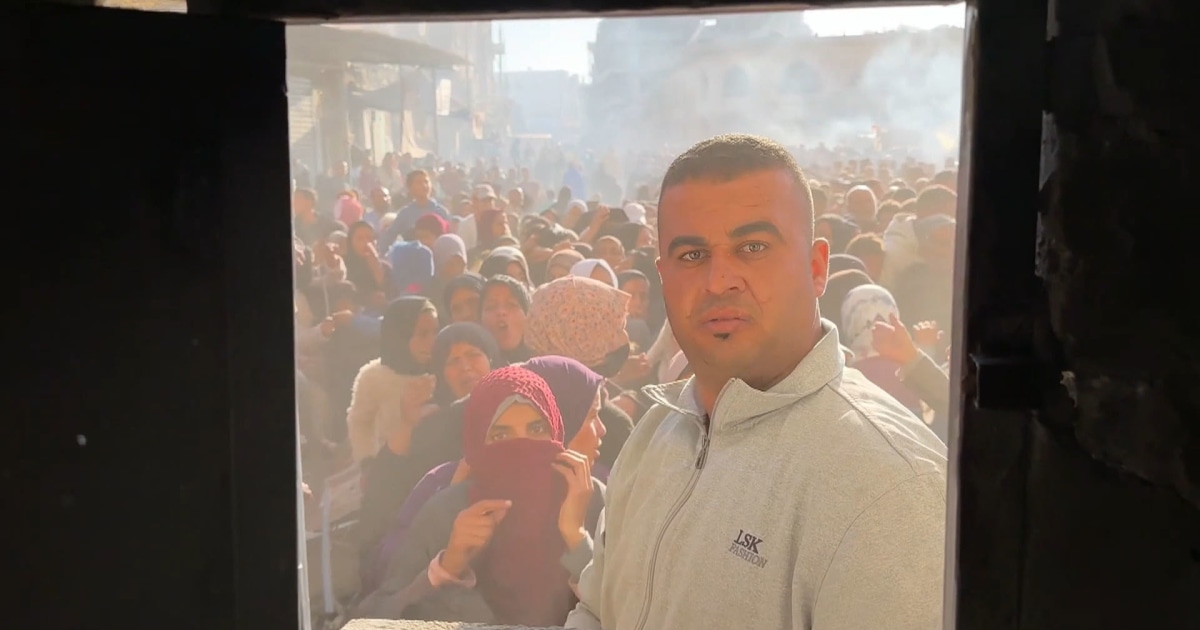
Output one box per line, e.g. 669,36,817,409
286,25,468,68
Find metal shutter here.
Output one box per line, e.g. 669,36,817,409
286,75,320,172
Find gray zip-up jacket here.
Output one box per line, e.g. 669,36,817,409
566,321,948,630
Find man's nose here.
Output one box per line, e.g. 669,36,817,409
705,251,747,295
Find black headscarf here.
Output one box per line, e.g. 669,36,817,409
380,296,435,375
441,272,485,325
481,274,532,314
816,214,860,254
819,269,873,325
478,249,530,286
608,222,648,251
344,221,385,293
828,254,868,275
430,322,501,406
481,275,534,364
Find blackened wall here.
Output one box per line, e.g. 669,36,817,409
1025,0,1200,626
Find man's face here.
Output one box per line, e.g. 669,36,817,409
409,174,431,200
474,193,498,215
657,169,829,385
507,189,524,209
334,162,349,178
292,192,314,218
370,188,391,211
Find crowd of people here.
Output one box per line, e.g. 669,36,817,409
293,134,956,628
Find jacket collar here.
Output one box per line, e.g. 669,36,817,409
642,319,845,432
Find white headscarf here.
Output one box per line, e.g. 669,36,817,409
840,284,901,359
623,203,647,225
569,258,618,287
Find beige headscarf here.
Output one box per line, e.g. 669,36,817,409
525,276,630,367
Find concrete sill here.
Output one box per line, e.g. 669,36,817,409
346,620,565,630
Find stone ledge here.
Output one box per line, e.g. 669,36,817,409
345,620,564,630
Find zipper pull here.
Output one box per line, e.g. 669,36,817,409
695,433,710,469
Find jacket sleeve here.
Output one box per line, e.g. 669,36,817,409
898,351,951,419
564,507,606,630
354,486,495,622
809,472,946,630
345,368,380,463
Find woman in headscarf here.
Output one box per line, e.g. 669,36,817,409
569,258,618,287
819,269,873,325
628,247,666,335
364,356,612,594
411,213,451,249
561,199,588,232
840,285,924,415
524,275,639,394
480,275,533,364
617,270,655,350
441,273,484,326
356,366,604,626
344,221,392,307
544,249,584,285
608,221,654,252
346,296,440,463
355,323,503,585
338,194,366,226
387,240,435,298
478,247,531,287
828,253,868,275
815,213,860,254
428,234,467,304
621,202,647,226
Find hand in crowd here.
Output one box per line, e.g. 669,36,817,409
871,313,919,364
451,459,471,484
552,449,594,551
400,374,436,417
330,310,355,328
613,352,651,387
591,204,610,226
319,317,336,337
441,499,513,578
911,320,943,349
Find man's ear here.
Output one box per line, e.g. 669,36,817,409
811,238,831,297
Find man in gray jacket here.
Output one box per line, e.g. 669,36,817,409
566,134,948,630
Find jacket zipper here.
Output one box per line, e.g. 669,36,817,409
630,381,728,630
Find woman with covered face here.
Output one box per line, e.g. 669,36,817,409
356,366,604,626
364,356,611,594
355,322,504,581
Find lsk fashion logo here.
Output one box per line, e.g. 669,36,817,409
729,529,768,568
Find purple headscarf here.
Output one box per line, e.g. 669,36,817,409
522,355,606,440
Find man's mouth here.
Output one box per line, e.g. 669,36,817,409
701,310,749,336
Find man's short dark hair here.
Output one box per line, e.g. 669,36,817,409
914,185,957,218
294,188,317,204
659,135,813,222
406,169,429,186
846,233,884,259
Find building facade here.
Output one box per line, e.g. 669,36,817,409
587,13,964,159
